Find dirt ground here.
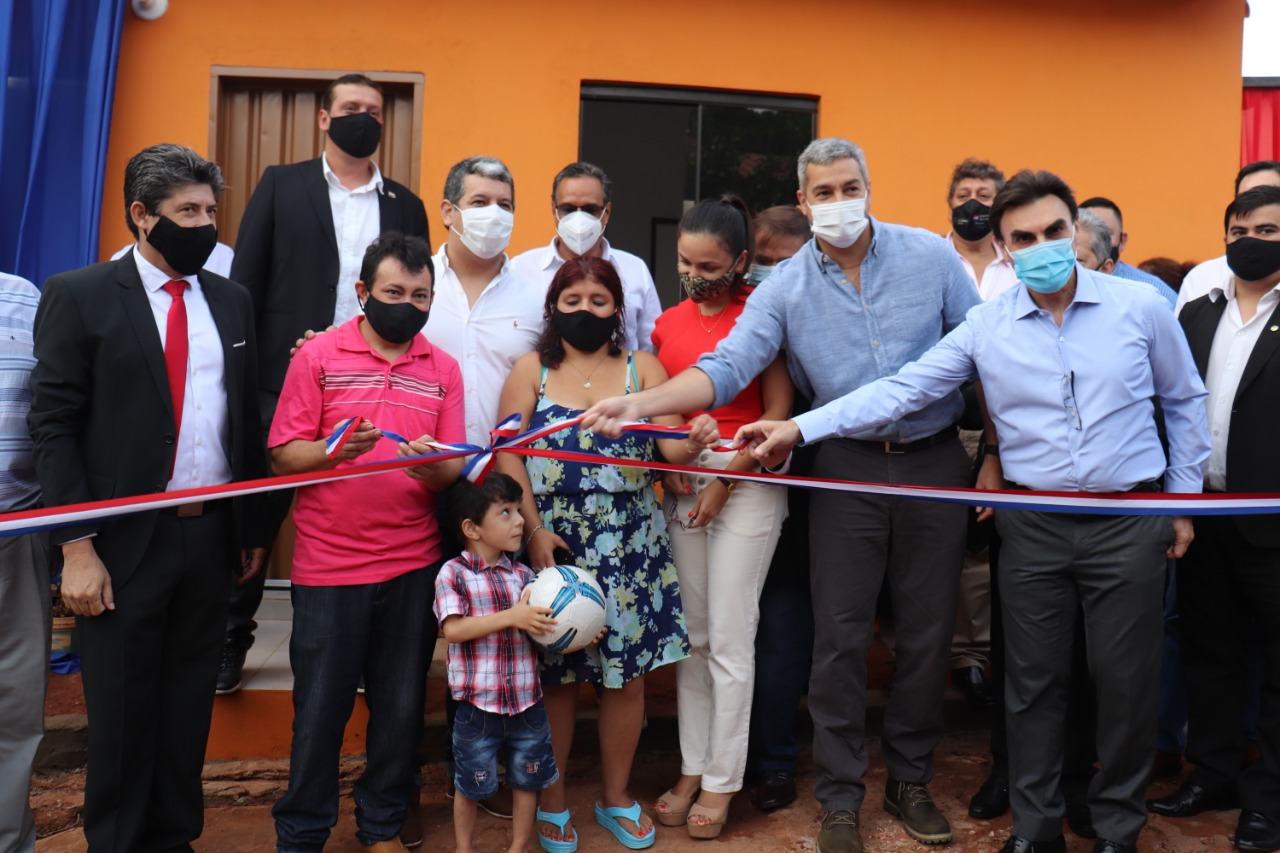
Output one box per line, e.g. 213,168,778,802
31,672,1239,852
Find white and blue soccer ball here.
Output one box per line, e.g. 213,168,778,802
525,565,607,654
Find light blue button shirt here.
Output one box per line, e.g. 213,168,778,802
695,220,981,442
1113,260,1178,308
793,267,1210,494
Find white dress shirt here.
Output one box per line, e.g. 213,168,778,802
946,233,1019,302
132,249,232,490
1175,254,1231,316
423,245,544,446
113,241,235,277
323,152,384,326
1202,278,1280,490
509,237,662,351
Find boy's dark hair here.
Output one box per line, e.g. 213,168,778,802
359,231,434,288
1236,160,1280,195
450,473,524,545
1224,186,1280,233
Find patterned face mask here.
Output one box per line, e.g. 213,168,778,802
679,270,734,303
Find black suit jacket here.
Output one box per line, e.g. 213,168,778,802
1180,293,1280,547
28,252,271,587
230,157,430,423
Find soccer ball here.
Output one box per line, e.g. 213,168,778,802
525,565,607,654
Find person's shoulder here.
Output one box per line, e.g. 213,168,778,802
48,258,127,292
1091,268,1167,307
878,220,952,252
607,245,651,276
0,271,39,299
381,174,423,204
508,244,550,274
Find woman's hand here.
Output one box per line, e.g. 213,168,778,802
526,526,571,569
685,414,721,449
687,480,731,529
582,395,643,438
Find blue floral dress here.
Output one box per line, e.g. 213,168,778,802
525,353,689,688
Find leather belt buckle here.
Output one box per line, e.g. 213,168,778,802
175,501,204,518
883,441,906,455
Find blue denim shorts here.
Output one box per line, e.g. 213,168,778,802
452,699,558,799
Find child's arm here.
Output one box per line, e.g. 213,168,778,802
440,589,556,643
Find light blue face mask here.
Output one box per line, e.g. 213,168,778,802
744,263,773,287
1010,234,1076,294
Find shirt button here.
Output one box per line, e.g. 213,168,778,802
841,279,848,285
872,339,880,346
195,402,203,410
863,302,870,308
1059,336,1065,342
1214,429,1220,435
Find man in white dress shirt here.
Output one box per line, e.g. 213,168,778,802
510,162,662,351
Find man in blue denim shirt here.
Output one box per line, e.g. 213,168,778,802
586,138,982,852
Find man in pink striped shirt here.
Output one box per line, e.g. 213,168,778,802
269,232,465,853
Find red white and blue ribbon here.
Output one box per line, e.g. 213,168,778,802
8,415,1280,539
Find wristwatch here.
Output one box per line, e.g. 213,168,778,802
717,476,738,493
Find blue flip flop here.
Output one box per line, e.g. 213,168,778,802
536,808,577,853
594,801,656,850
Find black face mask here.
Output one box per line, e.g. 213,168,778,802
145,215,217,276
361,292,428,344
327,112,382,159
1109,246,1121,263
554,308,616,353
951,199,992,242
1227,236,1280,282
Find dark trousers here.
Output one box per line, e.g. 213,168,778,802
80,510,234,853
1178,515,1280,820
225,488,293,649
807,436,969,811
746,490,814,776
273,565,437,851
995,510,1167,844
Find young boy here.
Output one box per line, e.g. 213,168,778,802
433,473,559,853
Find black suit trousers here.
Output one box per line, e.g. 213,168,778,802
79,510,234,853
1179,514,1280,820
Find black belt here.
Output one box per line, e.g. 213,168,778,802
159,499,230,517
847,425,958,455
1007,477,1164,494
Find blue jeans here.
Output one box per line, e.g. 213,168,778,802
452,700,558,800
273,565,437,851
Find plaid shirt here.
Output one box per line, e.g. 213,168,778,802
433,552,541,715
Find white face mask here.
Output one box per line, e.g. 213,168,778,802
557,210,604,257
452,203,513,260
809,196,870,249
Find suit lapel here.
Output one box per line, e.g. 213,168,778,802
1236,301,1280,398
307,158,339,255
117,253,175,425
201,273,241,457
1185,297,1226,379
378,183,400,231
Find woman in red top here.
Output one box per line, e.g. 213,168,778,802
650,195,792,838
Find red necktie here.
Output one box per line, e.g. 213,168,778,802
162,280,189,475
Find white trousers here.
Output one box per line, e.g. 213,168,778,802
669,450,787,793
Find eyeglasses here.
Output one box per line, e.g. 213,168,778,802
556,204,606,218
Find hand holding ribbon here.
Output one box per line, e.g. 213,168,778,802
734,419,803,470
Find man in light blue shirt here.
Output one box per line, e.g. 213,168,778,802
737,170,1210,853
585,138,982,853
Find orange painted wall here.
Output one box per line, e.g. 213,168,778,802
101,0,1242,266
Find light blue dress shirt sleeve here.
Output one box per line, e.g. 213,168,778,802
1145,292,1212,493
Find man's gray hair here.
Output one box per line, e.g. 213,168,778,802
123,143,224,239
797,138,870,191
443,156,515,208
1076,209,1112,269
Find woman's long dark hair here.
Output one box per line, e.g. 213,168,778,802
678,193,755,303
534,256,626,369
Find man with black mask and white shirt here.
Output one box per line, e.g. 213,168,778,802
224,72,430,694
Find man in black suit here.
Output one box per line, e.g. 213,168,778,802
29,143,270,852
1150,186,1280,853
223,72,430,692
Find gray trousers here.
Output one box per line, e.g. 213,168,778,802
0,531,50,853
995,510,1168,844
808,436,969,811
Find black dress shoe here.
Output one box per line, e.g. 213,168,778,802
754,769,797,811
968,775,1010,819
1147,780,1239,817
998,835,1067,853
1066,795,1097,839
1093,840,1137,853
215,642,248,694
953,666,995,708
1237,810,1280,852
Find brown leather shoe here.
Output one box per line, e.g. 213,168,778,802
817,810,863,853
884,779,952,844
362,839,410,852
